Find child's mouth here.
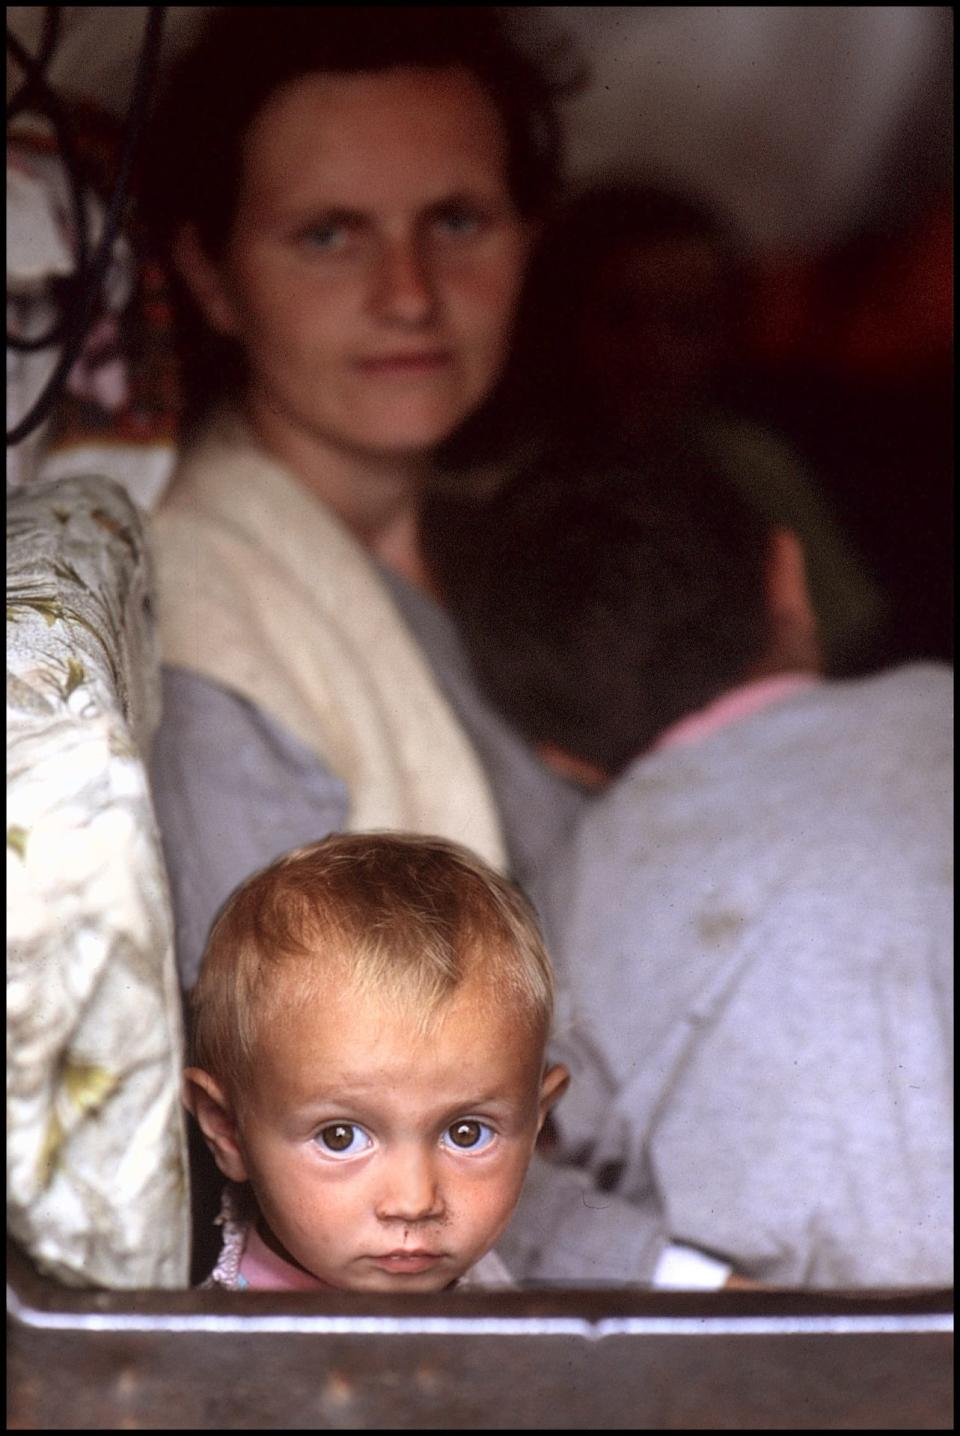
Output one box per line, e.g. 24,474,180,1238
369,1250,445,1274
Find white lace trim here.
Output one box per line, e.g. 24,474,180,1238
201,1182,251,1290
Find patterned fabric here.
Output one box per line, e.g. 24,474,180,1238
7,474,190,1289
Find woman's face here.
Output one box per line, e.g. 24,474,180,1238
184,66,531,457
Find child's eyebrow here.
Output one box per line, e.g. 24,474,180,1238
291,1087,520,1118
289,1079,379,1107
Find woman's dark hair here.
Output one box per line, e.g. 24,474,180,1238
431,432,773,774
139,6,580,432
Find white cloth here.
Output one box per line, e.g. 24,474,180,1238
150,412,505,867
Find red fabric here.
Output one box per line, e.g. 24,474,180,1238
745,193,953,382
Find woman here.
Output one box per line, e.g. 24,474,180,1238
143,7,591,990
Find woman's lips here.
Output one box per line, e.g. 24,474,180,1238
355,352,452,376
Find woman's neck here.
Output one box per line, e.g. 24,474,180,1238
246,392,437,592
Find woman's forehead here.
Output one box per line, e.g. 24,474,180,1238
238,65,512,217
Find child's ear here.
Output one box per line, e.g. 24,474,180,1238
765,527,822,671
183,1067,250,1183
537,1062,570,1130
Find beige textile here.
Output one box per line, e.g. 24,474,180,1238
7,475,190,1289
151,413,506,868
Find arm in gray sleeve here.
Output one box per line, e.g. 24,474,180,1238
498,1152,669,1285
149,666,350,989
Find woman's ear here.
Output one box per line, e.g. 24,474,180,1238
183,1067,249,1182
172,224,241,338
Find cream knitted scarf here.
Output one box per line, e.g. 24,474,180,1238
150,413,505,869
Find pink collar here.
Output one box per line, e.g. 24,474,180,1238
240,1221,328,1291
651,672,821,753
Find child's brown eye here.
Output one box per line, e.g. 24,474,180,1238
445,1120,493,1150
322,1124,354,1150
316,1123,372,1157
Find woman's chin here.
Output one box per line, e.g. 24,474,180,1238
347,414,470,458
344,388,482,456
253,387,480,462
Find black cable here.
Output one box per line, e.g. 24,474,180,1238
6,7,166,447
7,9,90,350
6,7,61,122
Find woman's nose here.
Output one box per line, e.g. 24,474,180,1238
372,238,438,326
374,1146,445,1224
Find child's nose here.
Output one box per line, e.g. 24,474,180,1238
374,1146,445,1224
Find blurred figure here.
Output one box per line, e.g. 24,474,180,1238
490,181,886,675
541,184,740,439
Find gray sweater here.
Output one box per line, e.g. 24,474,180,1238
536,665,954,1286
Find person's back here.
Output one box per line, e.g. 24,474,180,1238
435,438,953,1286
540,661,952,1285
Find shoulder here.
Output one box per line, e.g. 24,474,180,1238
154,667,338,771
457,1247,515,1290
803,664,953,759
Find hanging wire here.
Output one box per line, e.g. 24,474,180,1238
6,6,166,447
7,8,91,351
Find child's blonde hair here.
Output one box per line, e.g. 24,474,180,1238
191,832,554,1103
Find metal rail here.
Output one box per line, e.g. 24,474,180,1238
7,1241,953,1430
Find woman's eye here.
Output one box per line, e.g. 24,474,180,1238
443,1119,495,1152
301,224,348,252
433,208,484,239
316,1122,372,1158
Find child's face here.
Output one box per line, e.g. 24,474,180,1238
196,975,566,1291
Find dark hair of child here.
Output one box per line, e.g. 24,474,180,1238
428,435,773,775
